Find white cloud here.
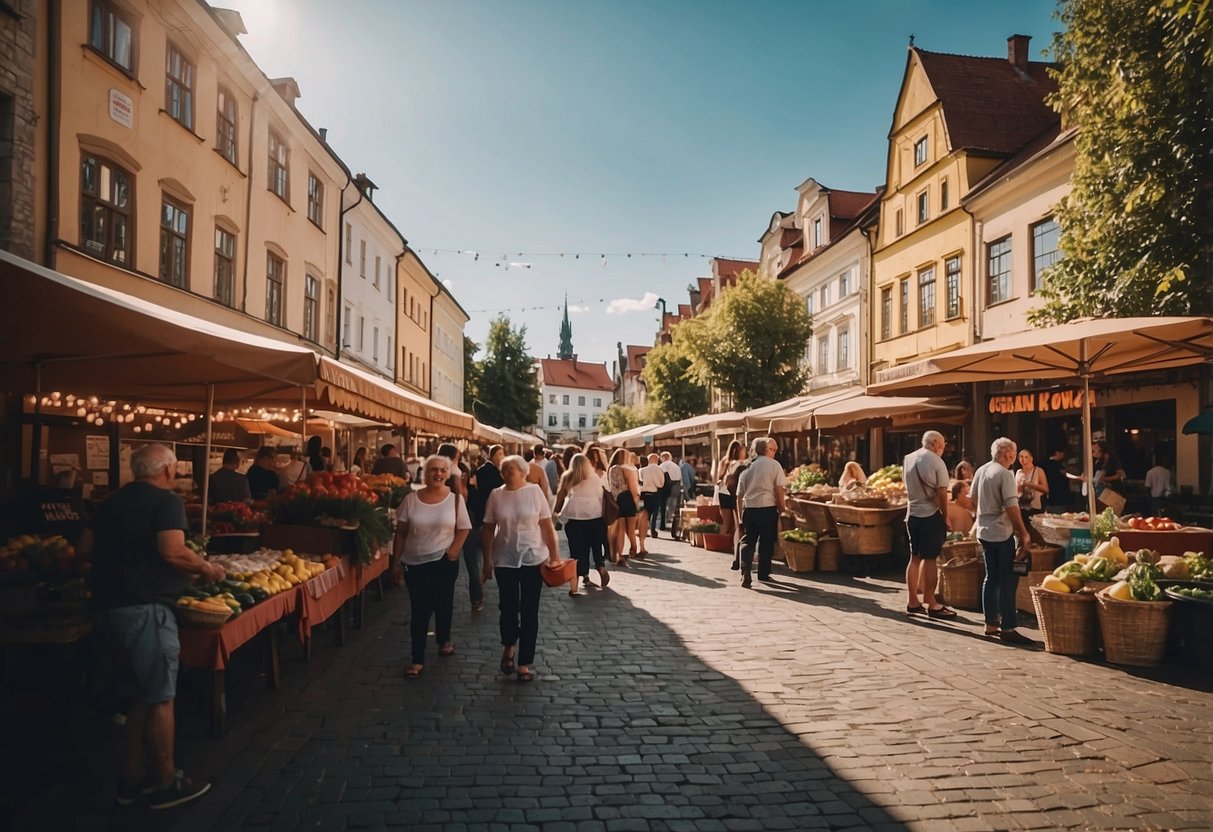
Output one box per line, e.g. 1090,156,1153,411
605,292,660,314
568,304,590,314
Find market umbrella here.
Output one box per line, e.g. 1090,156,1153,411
1182,409,1213,435
868,316,1213,517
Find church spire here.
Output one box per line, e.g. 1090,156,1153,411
557,294,574,360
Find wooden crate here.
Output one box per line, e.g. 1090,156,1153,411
261,524,353,557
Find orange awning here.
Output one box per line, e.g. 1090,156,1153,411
316,357,473,437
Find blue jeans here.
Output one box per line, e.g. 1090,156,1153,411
462,527,484,605
980,537,1019,629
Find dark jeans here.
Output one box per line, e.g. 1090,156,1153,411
642,492,662,533
496,565,543,666
665,489,683,533
979,537,1019,629
656,487,673,527
404,556,459,664
564,518,607,576
740,506,779,578
462,526,484,604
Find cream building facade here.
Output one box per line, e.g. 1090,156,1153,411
431,287,470,412
396,248,439,398
339,175,404,378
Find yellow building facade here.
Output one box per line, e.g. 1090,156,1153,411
396,249,440,398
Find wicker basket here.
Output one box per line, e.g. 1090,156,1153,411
940,540,979,564
1028,544,1064,572
175,604,233,629
816,536,841,572
939,558,984,610
791,498,837,534
781,539,817,573
835,521,894,555
1016,570,1052,614
1083,580,1113,595
1094,590,1173,667
1031,586,1099,656
1032,516,1087,548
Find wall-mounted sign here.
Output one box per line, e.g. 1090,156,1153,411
988,388,1096,415
109,89,134,128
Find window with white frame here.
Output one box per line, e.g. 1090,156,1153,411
214,226,235,306
562,413,570,427
917,189,929,225
578,414,586,428
89,0,134,73
806,294,814,316
987,236,1012,304
307,173,323,228
836,326,849,371
548,414,557,427
344,223,352,263
303,274,319,342
158,196,189,289
372,326,379,362
945,256,961,319
1031,217,1061,292
819,283,829,309
216,85,238,165
562,394,569,405
267,129,289,201
578,395,585,406
914,135,928,166
880,287,892,341
359,240,367,277
165,43,194,130
265,252,284,326
899,278,909,334
549,394,556,404
342,306,351,346
81,154,132,265
593,397,602,408
918,266,936,329
940,178,949,211
812,217,823,248
817,334,829,374
838,269,851,298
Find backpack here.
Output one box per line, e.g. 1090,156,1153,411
724,462,749,495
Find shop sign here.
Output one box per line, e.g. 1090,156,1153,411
987,388,1096,415
109,89,134,128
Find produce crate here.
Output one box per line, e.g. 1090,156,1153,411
827,504,903,526
1032,515,1089,547
940,540,979,564
1027,544,1064,572
939,557,984,610
789,497,837,534
781,540,816,573
835,522,894,555
1114,527,1213,557
816,536,841,572
261,524,352,557
1031,585,1099,656
1017,570,1052,615
1095,590,1172,667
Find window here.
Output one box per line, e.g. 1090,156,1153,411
987,236,1012,304
267,129,289,201
837,327,849,371
386,336,393,368
562,413,570,428
562,394,570,405
344,223,352,263
302,274,319,342
838,270,851,298
940,178,949,211
357,316,365,352
360,240,367,277
216,85,237,164
819,284,830,309
164,43,194,130
917,190,929,225
914,136,928,166
806,294,814,316
880,287,892,341
89,0,134,72
158,197,189,288
592,414,600,427
372,326,379,362
214,227,235,306
548,414,557,427
265,253,284,326
80,154,132,265
593,397,602,408
374,255,381,289
578,395,585,406
895,208,904,237
818,335,829,373
325,281,337,345
812,217,823,248
945,256,962,320
549,394,556,404
918,266,936,328
899,278,909,334
578,414,587,428
342,306,351,347
307,173,323,228
1031,217,1061,292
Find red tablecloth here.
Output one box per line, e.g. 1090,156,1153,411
356,552,389,591
296,561,358,641
179,588,298,670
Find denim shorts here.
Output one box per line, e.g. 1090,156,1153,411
96,603,181,704
906,512,946,559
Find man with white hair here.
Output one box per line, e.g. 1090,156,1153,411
902,430,955,618
639,452,665,542
736,436,786,588
87,443,225,809
971,437,1035,645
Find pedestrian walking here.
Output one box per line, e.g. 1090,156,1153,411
481,455,563,682
715,440,745,539
464,444,504,612
554,453,610,594
903,430,957,619
438,442,484,610
393,454,472,678
658,452,682,536
607,448,642,564
971,437,1035,645
735,436,786,588
640,453,664,543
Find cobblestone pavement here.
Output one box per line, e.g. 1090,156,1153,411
14,534,1213,831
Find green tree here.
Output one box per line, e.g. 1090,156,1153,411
1030,0,1213,324
476,316,541,430
678,270,813,411
597,403,649,436
643,339,709,421
462,335,482,415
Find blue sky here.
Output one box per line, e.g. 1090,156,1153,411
222,0,1061,369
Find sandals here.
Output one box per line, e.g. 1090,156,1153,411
500,652,516,674
516,668,535,683
598,567,610,588
984,625,1001,637
439,644,456,657
405,664,424,679
906,604,926,615
927,606,958,619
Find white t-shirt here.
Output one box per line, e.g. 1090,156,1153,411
1145,465,1171,498
484,483,553,568
659,460,681,490
395,491,471,566
903,447,950,519
559,477,605,521
972,460,1018,543
640,463,664,493
737,456,785,509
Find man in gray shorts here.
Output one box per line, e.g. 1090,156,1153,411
87,443,225,810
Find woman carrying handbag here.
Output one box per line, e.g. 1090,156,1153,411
393,455,472,679
554,453,610,595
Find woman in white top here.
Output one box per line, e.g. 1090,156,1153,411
1015,449,1047,515
555,453,610,595
481,455,561,682
393,454,472,679
606,448,642,564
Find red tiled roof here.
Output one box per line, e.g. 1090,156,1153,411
779,227,801,247
714,258,759,281
540,358,615,391
966,123,1072,201
696,277,711,296
625,345,650,374
778,191,881,279
677,303,691,318
915,48,1058,155
827,189,879,220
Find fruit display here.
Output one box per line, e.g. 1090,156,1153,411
209,501,268,533
1123,516,1182,531
1168,586,1213,601
0,534,88,583
866,465,906,499
1183,551,1212,579
361,473,410,509
1042,536,1131,593
269,472,390,565
780,529,818,544
175,548,340,621
788,465,830,492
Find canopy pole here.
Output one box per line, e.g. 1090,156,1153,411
1082,370,1097,520
200,383,215,536
300,388,308,467
30,362,43,486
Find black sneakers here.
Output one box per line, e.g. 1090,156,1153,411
115,776,153,806
146,771,212,811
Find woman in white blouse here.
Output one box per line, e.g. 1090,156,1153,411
555,453,610,596
393,454,472,679
481,455,562,682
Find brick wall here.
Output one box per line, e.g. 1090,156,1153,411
0,0,37,260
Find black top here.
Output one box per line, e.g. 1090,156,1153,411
467,461,503,526
246,464,279,500
1039,457,1068,507
308,453,327,473
90,481,191,609
208,467,252,504
371,456,406,477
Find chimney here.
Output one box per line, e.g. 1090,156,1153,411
353,172,378,202
572,354,578,370
318,127,327,143
1007,34,1031,73
269,77,301,108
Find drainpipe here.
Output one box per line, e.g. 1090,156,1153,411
240,93,259,313
335,173,364,360
959,201,981,462
43,0,60,268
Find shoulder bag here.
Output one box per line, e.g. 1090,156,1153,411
602,487,620,525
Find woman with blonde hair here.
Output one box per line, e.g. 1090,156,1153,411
607,448,642,565
555,453,610,594
481,455,562,682
716,440,745,538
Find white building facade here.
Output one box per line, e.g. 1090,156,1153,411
538,358,615,444
339,178,404,379
431,288,469,411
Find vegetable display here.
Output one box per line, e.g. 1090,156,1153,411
1091,507,1120,544
269,472,390,565
780,529,818,544
788,465,830,492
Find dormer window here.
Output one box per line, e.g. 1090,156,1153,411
914,136,928,167
812,217,823,248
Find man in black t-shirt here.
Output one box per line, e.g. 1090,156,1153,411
463,445,504,612
87,443,225,810
245,446,280,500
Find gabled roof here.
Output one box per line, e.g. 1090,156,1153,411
965,123,1074,202
540,358,614,391
625,344,650,375
913,47,1058,155
779,191,881,279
